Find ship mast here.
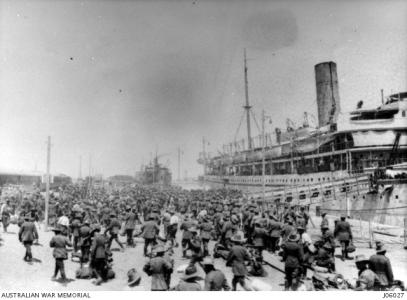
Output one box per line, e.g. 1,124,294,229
243,49,253,150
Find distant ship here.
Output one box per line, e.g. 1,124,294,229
136,156,172,186
197,53,407,227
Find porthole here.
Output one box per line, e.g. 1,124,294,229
395,195,399,199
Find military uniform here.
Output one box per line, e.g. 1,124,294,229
78,222,91,264
18,218,38,262
90,232,108,283
281,234,304,291
226,243,250,290
50,230,72,280
124,210,137,247
141,219,160,256
198,220,213,256
105,216,124,251
268,219,282,253
143,256,172,291
369,254,394,287
334,218,352,260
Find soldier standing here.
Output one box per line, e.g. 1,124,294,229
105,212,124,252
18,215,38,262
78,220,91,265
141,215,160,257
50,227,72,282
281,232,304,291
124,206,137,247
226,231,251,291
334,215,353,261
198,215,213,257
90,225,107,285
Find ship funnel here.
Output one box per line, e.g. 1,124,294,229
315,61,341,127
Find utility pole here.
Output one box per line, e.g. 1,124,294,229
79,155,82,180
44,136,51,231
88,154,92,198
243,49,253,150
202,137,207,176
177,147,182,182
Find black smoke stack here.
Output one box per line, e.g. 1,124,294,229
315,62,341,127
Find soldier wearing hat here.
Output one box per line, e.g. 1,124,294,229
167,209,179,248
297,224,315,278
143,245,173,291
70,215,82,253
124,206,137,247
281,218,296,243
334,215,353,261
252,221,268,260
281,232,304,291
18,214,38,262
321,223,336,252
320,212,329,233
162,209,171,239
1,199,11,233
226,231,251,291
201,257,230,291
149,207,161,224
173,264,203,291
354,254,379,290
50,227,72,282
180,215,196,258
90,224,108,285
198,216,213,257
141,215,160,257
369,242,394,288
78,219,92,265
188,227,203,265
104,212,124,252
268,214,282,253
315,242,336,272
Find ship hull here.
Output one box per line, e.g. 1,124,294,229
200,172,407,228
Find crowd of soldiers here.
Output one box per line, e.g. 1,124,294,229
0,182,397,291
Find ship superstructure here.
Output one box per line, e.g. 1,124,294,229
198,59,407,227
136,156,172,186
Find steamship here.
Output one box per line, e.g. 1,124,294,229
197,58,407,227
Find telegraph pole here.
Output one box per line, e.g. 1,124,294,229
202,137,206,176
44,136,51,231
177,147,181,181
79,155,82,180
88,154,92,198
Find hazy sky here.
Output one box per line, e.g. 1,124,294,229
0,0,406,178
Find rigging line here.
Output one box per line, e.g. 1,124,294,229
250,110,261,133
234,111,246,142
